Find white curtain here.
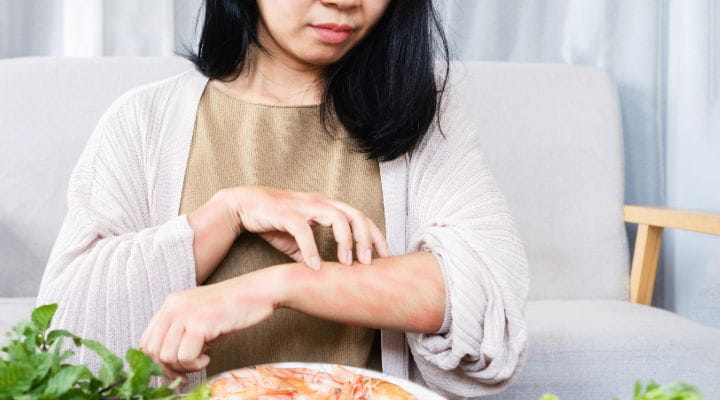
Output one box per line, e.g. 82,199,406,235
0,0,203,57
664,0,720,327
1,0,718,327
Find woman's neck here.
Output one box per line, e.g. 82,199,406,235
216,37,326,106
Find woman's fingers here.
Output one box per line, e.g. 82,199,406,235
139,280,277,385
295,197,390,266
338,203,372,264
238,186,391,268
366,217,391,258
284,213,323,270
159,362,187,385
143,313,171,361
328,200,389,263
139,312,158,350
305,204,354,266
142,314,184,381
149,319,209,381
159,321,185,368
258,231,304,263
177,328,211,371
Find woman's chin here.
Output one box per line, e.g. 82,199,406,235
300,48,352,67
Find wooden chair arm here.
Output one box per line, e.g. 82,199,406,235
624,204,720,305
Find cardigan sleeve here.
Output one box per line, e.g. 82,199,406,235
34,88,201,387
403,85,530,399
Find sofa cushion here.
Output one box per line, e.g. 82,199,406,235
483,300,720,399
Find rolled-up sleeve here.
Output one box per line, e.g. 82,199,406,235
403,87,530,399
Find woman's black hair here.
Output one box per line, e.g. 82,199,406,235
177,0,450,162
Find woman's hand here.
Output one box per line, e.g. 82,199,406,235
220,185,391,270
138,266,287,385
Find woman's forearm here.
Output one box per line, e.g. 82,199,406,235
186,190,243,285
274,251,446,333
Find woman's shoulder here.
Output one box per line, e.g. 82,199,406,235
76,67,202,178
88,68,204,155
410,68,477,161
100,68,198,122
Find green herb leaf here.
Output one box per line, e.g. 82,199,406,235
31,304,58,334
79,339,124,387
118,348,163,397
42,364,93,399
634,380,643,397
0,303,190,400
4,341,31,361
46,329,81,348
183,381,212,400
146,384,178,400
539,395,560,400
0,361,36,395
30,351,58,384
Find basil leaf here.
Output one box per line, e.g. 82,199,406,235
79,339,124,387
118,348,162,397
0,361,35,395
46,329,81,348
31,304,58,334
42,365,93,399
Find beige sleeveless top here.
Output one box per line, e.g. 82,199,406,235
178,79,385,377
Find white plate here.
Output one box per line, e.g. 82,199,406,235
209,362,447,399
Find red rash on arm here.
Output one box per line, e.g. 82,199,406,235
271,251,447,334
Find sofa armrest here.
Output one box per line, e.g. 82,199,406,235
624,204,720,305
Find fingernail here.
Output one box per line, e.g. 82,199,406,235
345,250,353,265
310,256,321,270
363,249,372,264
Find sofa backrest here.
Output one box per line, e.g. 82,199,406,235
0,56,194,296
0,57,630,300
450,61,630,300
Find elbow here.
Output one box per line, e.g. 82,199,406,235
410,341,529,399
406,310,529,398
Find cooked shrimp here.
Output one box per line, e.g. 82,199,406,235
208,364,418,399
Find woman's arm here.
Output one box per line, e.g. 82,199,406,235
187,192,243,285
274,250,449,334
35,88,208,388
399,86,530,398
135,250,447,387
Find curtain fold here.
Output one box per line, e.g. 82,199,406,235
665,0,720,327
0,0,203,57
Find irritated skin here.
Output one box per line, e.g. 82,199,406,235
142,251,446,388
247,250,447,334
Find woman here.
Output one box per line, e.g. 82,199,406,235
35,0,530,398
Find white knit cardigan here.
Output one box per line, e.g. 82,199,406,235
35,68,529,399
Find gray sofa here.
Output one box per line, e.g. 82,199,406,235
1,57,718,399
